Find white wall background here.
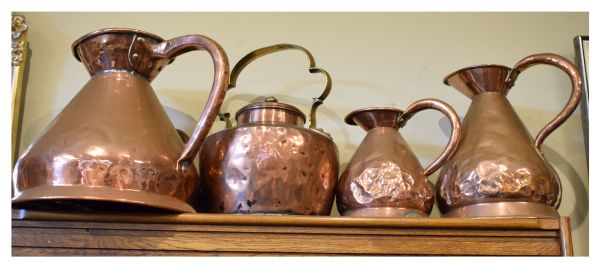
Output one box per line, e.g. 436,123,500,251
16,12,589,255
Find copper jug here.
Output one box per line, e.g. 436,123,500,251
437,53,582,218
12,28,230,213
198,44,338,215
337,100,461,217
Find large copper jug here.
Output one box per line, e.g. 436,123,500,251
199,44,338,215
337,100,461,217
12,28,230,213
437,53,582,218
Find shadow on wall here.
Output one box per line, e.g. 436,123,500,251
163,105,197,137
19,108,60,155
13,45,32,166
156,89,211,118
542,145,588,228
158,88,241,135
438,115,461,139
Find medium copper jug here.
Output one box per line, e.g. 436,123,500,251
337,99,461,217
437,53,582,218
198,44,338,215
12,28,230,213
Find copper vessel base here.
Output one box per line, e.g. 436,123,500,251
343,207,428,218
443,202,559,218
11,185,195,213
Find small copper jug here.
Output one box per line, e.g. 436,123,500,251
12,28,230,213
199,44,338,215
337,99,461,217
437,53,582,218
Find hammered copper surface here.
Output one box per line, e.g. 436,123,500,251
72,28,170,81
199,126,338,214
13,28,230,213
198,44,338,215
436,93,562,214
437,53,582,218
337,99,461,217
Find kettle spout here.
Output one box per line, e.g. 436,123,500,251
444,64,512,98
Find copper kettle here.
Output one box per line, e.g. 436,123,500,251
198,44,338,215
12,28,230,213
437,53,582,218
337,100,461,217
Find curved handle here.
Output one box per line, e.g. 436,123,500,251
398,99,461,176
228,44,332,131
151,35,230,167
506,53,583,150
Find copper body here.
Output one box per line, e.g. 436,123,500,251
199,44,338,215
437,53,583,218
12,28,230,213
337,100,461,217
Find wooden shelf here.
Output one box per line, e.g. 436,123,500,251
12,209,573,256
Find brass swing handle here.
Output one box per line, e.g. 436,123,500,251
225,43,332,132
506,53,583,151
150,35,230,166
398,99,462,177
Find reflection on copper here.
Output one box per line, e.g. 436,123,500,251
199,44,338,215
437,53,582,218
12,28,230,213
337,99,461,218
87,147,106,157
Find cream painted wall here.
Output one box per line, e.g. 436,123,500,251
16,12,589,255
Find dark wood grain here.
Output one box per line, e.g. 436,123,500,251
11,210,572,256
11,247,401,256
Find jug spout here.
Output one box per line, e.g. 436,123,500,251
344,107,404,131
444,64,512,98
72,28,172,81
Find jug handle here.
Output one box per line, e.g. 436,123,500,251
226,43,332,134
151,35,230,167
506,53,583,150
398,99,461,176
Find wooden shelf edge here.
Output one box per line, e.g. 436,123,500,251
559,217,574,256
12,209,561,230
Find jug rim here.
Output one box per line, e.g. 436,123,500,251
344,107,404,125
443,64,512,86
71,28,165,62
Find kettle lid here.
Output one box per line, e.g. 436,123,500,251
235,96,306,126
